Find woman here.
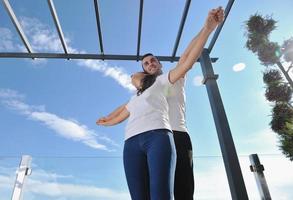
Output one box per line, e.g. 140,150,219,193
97,71,177,200
97,7,224,200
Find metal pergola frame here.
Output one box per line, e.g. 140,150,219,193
0,0,219,62
1,0,250,199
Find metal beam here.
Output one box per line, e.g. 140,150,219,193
200,48,248,200
0,52,218,62
207,0,235,53
171,0,191,60
47,0,68,54
2,0,33,53
94,0,104,56
136,0,144,61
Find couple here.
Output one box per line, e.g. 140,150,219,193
97,7,224,200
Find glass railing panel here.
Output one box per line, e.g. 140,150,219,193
0,156,22,199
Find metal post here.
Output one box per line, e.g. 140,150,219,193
171,0,191,61
11,155,32,200
2,0,33,54
200,48,248,199
94,0,104,57
136,0,144,61
47,0,69,54
207,0,235,53
249,154,272,200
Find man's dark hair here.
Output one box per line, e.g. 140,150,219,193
141,53,154,61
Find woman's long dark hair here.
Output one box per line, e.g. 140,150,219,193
137,73,157,96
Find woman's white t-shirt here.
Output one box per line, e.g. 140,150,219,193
125,73,172,140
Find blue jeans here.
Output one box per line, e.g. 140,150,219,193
123,129,177,200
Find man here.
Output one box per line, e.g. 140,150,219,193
141,52,194,199
97,7,224,199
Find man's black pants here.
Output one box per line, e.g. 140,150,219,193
173,131,194,200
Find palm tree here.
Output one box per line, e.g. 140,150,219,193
245,14,293,160
245,14,293,88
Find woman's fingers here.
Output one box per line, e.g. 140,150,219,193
97,121,105,125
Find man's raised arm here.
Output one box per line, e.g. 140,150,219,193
169,7,225,83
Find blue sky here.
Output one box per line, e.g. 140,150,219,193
1,0,293,199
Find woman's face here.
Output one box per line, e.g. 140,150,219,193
131,72,146,89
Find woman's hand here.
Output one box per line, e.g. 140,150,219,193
96,117,107,123
96,117,109,126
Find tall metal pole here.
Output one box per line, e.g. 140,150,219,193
200,48,248,199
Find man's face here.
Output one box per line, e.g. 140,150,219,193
142,55,162,75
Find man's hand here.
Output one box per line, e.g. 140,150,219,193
204,7,225,32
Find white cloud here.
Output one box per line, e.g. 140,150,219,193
239,156,293,200
0,174,14,189
233,63,246,72
30,111,107,150
0,167,130,200
26,179,130,199
0,88,25,99
193,75,203,86
236,128,281,155
20,16,63,52
1,155,293,200
0,27,15,51
194,156,293,199
195,163,231,199
76,59,135,91
27,170,74,181
0,88,118,151
0,16,135,92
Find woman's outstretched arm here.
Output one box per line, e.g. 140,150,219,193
96,106,129,126
97,103,127,123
